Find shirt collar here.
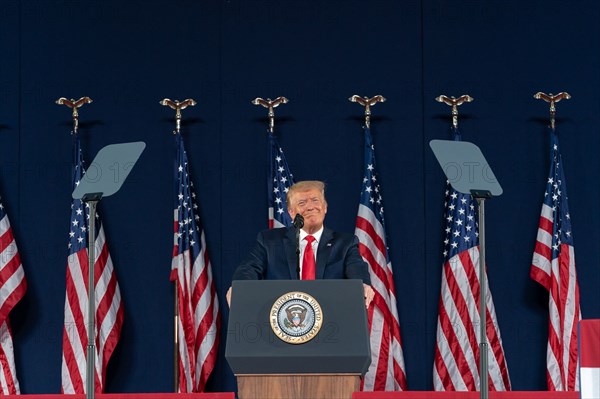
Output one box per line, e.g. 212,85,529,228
300,226,324,243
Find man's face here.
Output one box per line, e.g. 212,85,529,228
288,189,328,233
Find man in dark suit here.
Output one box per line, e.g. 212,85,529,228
228,180,374,307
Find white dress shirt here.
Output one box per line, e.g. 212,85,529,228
299,226,323,279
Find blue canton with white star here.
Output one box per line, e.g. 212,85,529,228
442,128,479,261
359,128,388,229
0,198,7,220
68,135,100,255
175,134,202,259
544,129,574,258
268,133,294,227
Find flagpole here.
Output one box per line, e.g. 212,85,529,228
531,93,579,392
533,92,571,131
347,95,386,294
437,94,492,399
56,97,97,399
160,98,197,393
349,95,386,128
251,96,291,261
349,94,400,391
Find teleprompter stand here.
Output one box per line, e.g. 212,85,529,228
72,142,145,399
430,139,503,399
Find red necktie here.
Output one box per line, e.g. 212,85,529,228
302,235,316,280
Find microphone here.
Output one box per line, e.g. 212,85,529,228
293,214,304,279
293,213,304,229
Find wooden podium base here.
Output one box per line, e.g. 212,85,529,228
236,374,360,399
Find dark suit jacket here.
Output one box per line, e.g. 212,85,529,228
232,227,371,284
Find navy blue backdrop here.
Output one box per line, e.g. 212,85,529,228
1,0,599,393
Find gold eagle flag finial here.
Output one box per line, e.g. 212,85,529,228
435,95,473,129
159,98,197,134
533,92,571,130
55,97,93,134
348,95,386,128
251,97,289,133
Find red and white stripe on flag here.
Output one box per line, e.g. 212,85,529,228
171,226,220,392
356,204,407,391
61,226,124,393
531,203,581,391
433,247,511,391
268,207,286,229
0,209,27,395
1,322,20,394
579,319,600,399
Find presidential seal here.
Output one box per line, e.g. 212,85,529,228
270,291,323,344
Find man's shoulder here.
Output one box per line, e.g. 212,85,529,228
258,227,291,240
324,228,358,244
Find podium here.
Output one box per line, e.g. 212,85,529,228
226,279,371,399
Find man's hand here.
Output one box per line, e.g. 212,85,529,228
226,286,232,307
363,283,375,308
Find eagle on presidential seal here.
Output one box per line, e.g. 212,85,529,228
284,304,308,329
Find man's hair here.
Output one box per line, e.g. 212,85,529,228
286,180,326,207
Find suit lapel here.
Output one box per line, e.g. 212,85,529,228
316,227,334,279
284,228,299,279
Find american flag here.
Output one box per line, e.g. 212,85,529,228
171,133,220,392
579,319,600,399
0,198,26,394
530,128,581,391
61,135,124,393
268,133,294,228
354,127,407,391
433,128,510,391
